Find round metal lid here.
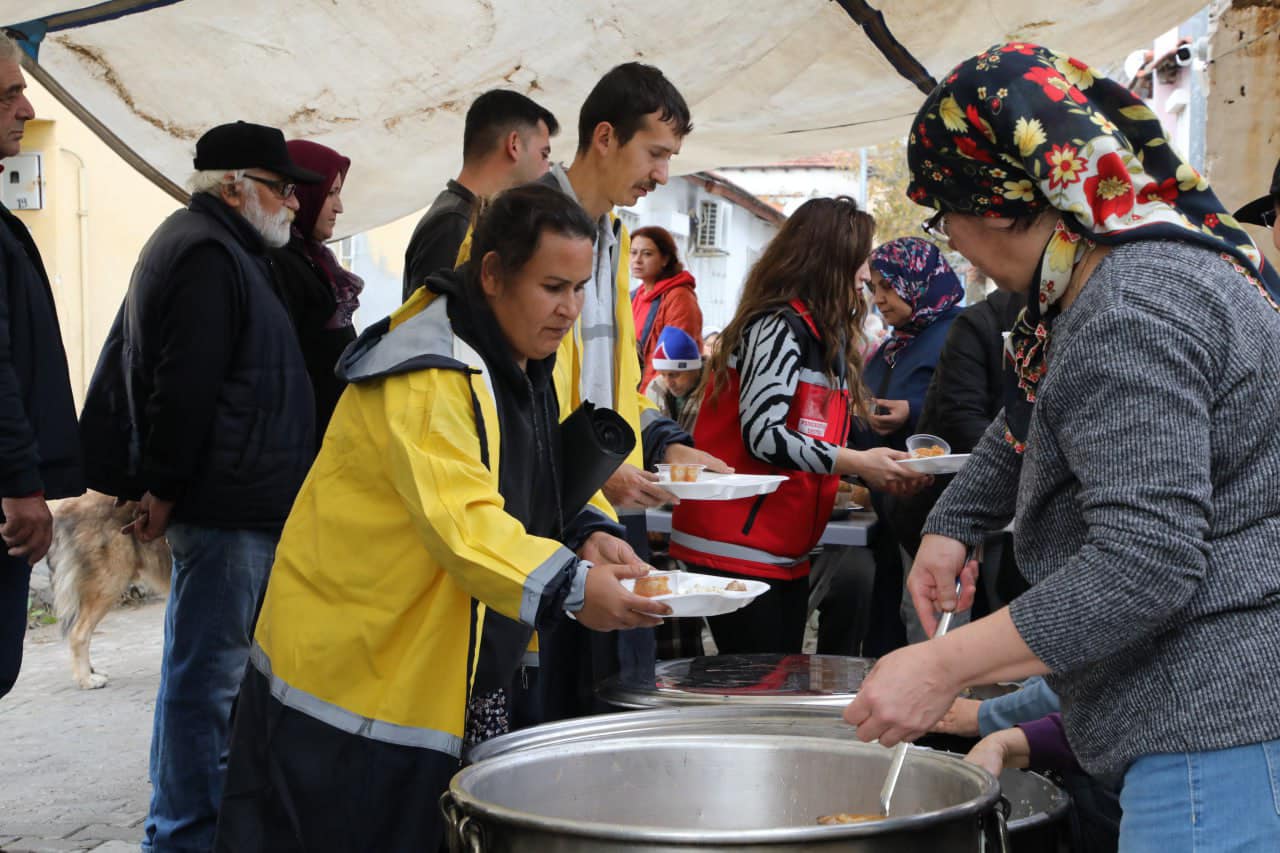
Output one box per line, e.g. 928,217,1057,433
597,653,875,709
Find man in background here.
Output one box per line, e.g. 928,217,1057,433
0,32,84,700
402,89,558,298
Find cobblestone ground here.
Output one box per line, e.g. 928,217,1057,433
0,600,165,852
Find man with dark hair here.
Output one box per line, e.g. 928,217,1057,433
80,120,321,853
573,60,694,156
402,89,558,298
530,62,723,721
0,32,85,701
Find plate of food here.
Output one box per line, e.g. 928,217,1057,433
623,570,770,617
896,448,971,475
895,433,969,474
654,465,787,501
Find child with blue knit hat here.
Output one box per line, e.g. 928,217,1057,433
645,326,703,431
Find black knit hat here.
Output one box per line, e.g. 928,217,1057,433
1234,157,1280,226
193,121,324,183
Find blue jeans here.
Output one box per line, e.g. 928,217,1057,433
1119,739,1280,851
143,524,276,853
0,551,32,699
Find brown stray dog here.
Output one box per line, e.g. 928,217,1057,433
46,490,171,689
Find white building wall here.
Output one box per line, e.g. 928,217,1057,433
619,175,781,334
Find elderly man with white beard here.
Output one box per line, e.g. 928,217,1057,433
80,121,321,853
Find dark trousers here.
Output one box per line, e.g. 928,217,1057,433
0,552,31,699
216,666,459,853
808,546,876,656
696,565,809,654
861,524,908,658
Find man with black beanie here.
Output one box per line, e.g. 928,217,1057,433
80,120,321,853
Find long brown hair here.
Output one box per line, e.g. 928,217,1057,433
704,196,874,418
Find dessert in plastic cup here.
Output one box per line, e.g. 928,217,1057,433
655,462,706,483
906,433,951,459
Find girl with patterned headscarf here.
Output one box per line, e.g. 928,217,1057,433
845,44,1280,848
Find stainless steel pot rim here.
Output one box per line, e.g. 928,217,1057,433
465,705,849,763
605,690,855,708
449,733,1002,842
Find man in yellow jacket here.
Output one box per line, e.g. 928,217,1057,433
215,185,669,852
533,63,728,719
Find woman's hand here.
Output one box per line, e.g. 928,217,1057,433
964,727,1030,777
843,641,962,747
575,563,671,631
932,697,982,737
908,534,979,637
869,399,910,436
848,447,931,496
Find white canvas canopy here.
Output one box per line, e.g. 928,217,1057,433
4,0,1204,234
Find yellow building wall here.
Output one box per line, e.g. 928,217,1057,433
8,75,181,407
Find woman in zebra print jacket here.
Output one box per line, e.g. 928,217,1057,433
670,197,931,654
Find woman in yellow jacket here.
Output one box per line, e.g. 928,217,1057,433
214,185,670,852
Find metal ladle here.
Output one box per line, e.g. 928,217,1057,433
878,551,975,817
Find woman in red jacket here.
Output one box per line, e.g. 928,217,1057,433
630,225,702,392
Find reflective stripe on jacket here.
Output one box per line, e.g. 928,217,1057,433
253,287,582,756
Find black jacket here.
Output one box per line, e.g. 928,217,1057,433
0,204,84,499
269,237,356,445
402,180,475,301
889,290,1025,555
80,194,314,529
428,267,620,693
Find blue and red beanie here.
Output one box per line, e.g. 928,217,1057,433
651,327,702,371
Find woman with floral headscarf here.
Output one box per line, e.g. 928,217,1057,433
270,139,365,445
861,237,964,446
844,43,1280,846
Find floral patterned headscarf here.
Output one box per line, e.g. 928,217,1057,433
870,237,964,367
907,43,1280,451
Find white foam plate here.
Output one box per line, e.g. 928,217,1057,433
623,571,770,617
656,472,787,501
896,453,971,475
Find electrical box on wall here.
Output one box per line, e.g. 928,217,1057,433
1,152,44,210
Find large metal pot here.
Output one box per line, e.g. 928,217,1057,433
445,732,1006,851
466,705,1068,844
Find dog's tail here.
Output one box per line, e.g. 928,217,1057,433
48,513,82,639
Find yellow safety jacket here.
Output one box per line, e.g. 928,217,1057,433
251,286,588,757
454,173,664,665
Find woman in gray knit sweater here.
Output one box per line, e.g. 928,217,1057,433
845,44,1280,848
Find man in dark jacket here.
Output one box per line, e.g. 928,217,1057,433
402,89,559,299
0,34,84,699
80,121,320,853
